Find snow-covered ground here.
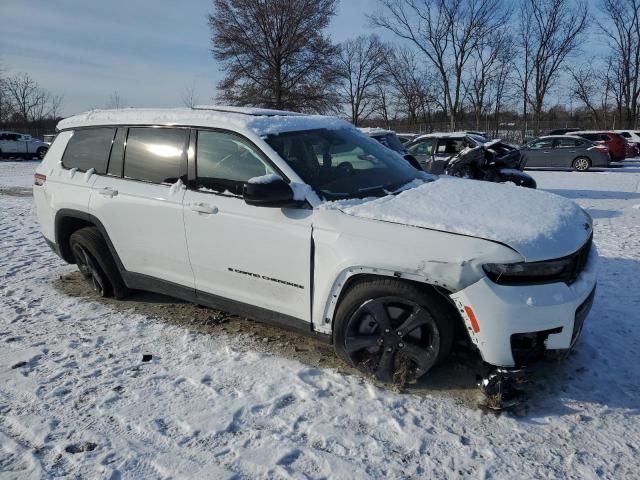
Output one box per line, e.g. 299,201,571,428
1,160,639,479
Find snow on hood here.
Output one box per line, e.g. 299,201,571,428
320,177,592,262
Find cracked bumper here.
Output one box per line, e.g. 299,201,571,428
450,248,598,367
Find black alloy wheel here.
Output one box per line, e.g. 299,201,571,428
72,243,107,296
343,296,441,383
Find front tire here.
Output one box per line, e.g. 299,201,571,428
69,227,130,299
572,156,591,172
334,278,454,384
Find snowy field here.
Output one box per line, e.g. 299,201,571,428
1,160,639,479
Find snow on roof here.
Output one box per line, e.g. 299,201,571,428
358,127,395,136
56,107,353,137
192,105,306,117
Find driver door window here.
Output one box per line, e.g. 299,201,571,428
195,130,274,195
407,139,435,156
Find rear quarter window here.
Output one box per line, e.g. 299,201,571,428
62,128,116,173
123,127,188,184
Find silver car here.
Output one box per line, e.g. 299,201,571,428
520,135,610,171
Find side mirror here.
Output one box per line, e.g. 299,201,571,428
243,176,305,208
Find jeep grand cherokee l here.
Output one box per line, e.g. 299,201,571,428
34,106,597,384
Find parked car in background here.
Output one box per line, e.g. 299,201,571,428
625,141,639,159
546,127,581,136
520,135,610,171
43,134,56,146
614,130,640,156
33,107,597,390
406,132,498,173
396,133,419,144
406,132,534,186
572,131,627,161
359,127,421,170
0,131,49,159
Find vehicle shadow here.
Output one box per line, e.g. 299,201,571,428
545,189,640,200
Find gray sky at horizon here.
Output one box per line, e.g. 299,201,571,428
1,0,603,116
1,0,388,116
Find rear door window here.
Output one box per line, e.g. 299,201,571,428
554,137,580,148
123,128,188,184
195,130,274,195
62,128,116,173
435,138,465,155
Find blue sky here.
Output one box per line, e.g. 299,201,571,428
0,0,384,115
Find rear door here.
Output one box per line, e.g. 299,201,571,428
433,137,465,173
552,137,581,167
48,127,115,214
183,129,312,322
90,127,194,288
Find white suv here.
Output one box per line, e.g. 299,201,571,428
34,107,597,383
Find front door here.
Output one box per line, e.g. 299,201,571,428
183,129,312,322
406,138,436,171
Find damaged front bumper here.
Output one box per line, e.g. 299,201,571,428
450,248,598,367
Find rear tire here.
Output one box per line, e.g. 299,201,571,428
333,278,454,384
37,147,48,160
69,227,130,299
572,157,591,172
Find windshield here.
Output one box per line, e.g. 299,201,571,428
265,128,417,200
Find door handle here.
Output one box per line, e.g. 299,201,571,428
98,187,118,198
190,203,218,214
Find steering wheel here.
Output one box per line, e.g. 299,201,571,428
336,161,354,175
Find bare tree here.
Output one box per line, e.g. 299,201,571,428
382,47,437,129
4,72,50,123
569,65,604,127
181,84,199,108
598,0,640,128
48,94,64,119
517,0,588,134
371,0,509,130
0,66,13,124
466,32,514,131
106,91,124,109
209,0,340,113
336,35,388,125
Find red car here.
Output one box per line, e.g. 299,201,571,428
573,131,627,161
625,141,639,158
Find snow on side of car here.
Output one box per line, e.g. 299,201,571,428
321,176,590,262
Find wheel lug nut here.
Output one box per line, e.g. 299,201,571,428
377,338,384,345
398,342,404,348
384,328,390,333
386,347,393,352
397,331,403,336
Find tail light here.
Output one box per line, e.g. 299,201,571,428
34,173,46,186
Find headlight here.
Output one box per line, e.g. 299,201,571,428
483,258,575,285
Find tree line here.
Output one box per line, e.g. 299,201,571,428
210,0,640,138
0,70,63,134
